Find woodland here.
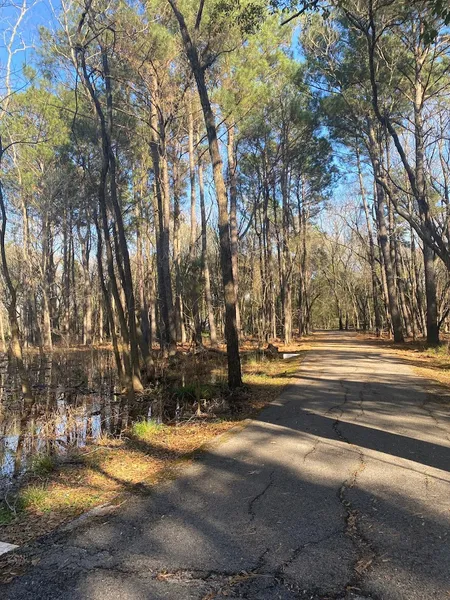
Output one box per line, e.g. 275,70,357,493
0,0,449,399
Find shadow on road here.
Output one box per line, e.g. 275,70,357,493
2,333,450,600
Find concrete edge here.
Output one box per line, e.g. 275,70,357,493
0,541,19,557
59,503,119,533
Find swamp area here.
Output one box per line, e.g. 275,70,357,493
0,341,306,553
0,347,227,486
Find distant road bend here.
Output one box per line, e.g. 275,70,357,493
2,331,450,600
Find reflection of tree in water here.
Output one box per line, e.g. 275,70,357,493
0,348,225,487
0,350,119,485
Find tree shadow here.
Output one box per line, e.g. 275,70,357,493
1,332,450,599
3,418,448,599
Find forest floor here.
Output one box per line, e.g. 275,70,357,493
0,330,449,600
0,339,311,554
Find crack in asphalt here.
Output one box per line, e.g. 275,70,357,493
326,378,349,420
330,378,377,599
420,392,450,443
356,383,368,420
303,436,321,462
82,560,270,583
275,528,342,576
197,548,271,599
248,470,275,522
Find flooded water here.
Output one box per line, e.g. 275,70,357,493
0,349,227,491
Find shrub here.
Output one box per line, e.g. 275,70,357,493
30,453,56,476
131,419,166,439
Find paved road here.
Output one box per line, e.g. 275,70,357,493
2,332,449,599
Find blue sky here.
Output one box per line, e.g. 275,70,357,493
0,1,358,224
0,0,58,90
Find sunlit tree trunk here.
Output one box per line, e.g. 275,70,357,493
227,122,241,337
168,0,242,388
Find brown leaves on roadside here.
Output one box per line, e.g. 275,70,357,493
0,553,29,584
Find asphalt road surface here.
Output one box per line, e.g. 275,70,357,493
1,332,449,599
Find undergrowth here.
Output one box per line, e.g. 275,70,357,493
131,419,167,438
30,453,57,477
0,342,308,549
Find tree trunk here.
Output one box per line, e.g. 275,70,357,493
94,212,124,382
77,42,139,393
413,51,439,345
227,122,241,337
357,145,382,335
172,147,187,344
280,149,292,344
148,76,176,353
366,16,439,343
168,0,242,388
78,223,92,346
368,125,404,342
135,191,153,373
102,50,143,388
188,94,197,258
0,162,33,403
423,244,439,344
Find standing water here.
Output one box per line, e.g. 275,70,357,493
0,348,228,492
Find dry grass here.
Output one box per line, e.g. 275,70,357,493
0,339,309,550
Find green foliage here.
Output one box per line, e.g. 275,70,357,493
171,382,223,401
30,453,57,477
3,83,75,219
131,419,167,439
18,485,48,510
0,503,15,525
423,0,450,43
214,13,295,119
208,0,266,34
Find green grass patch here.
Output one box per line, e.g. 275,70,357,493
18,485,48,511
131,419,166,439
30,453,57,477
426,343,450,357
243,354,268,366
172,382,226,402
0,503,15,525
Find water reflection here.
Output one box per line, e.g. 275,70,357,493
0,349,227,491
0,350,135,490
